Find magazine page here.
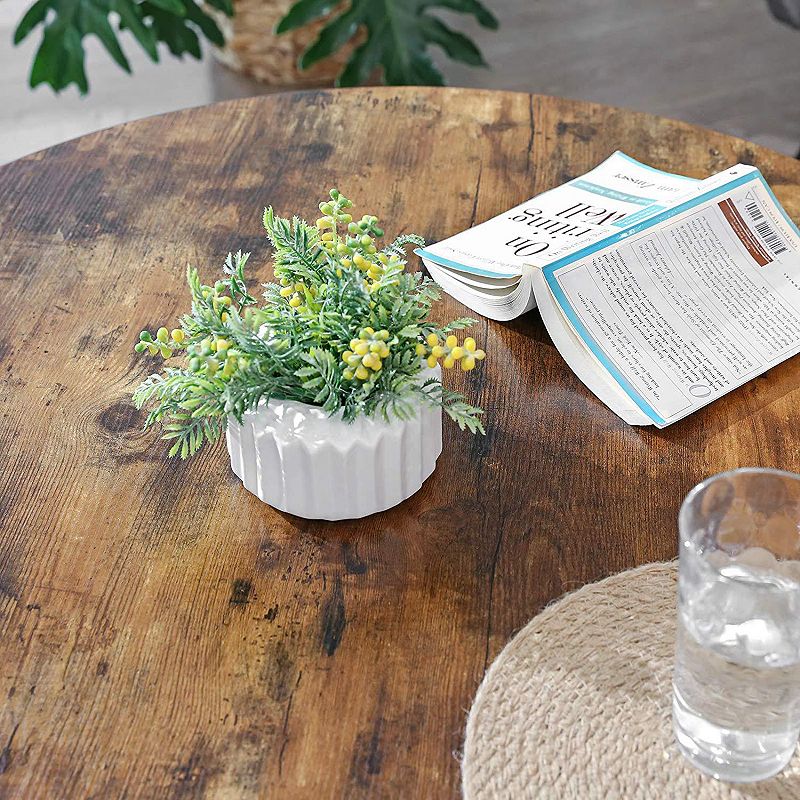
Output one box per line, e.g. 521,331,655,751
416,151,699,279
531,270,652,425
426,261,538,321
540,166,800,427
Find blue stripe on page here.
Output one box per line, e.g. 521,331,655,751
544,276,667,425
612,204,666,228
570,179,656,206
542,169,766,426
414,248,520,279
614,151,700,182
757,175,800,238
543,170,760,280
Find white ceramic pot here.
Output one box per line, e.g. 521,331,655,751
226,367,443,520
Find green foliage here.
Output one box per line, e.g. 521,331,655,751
276,0,499,86
134,369,227,458
133,189,487,458
15,0,497,94
14,0,233,94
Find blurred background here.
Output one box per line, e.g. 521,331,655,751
2,0,799,165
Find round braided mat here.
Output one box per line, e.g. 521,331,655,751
463,562,800,799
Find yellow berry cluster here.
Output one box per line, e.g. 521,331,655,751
419,334,486,371
187,336,250,378
315,191,386,274
341,328,391,380
135,326,185,357
279,278,316,309
202,282,233,322
352,250,401,285
327,216,383,259
310,189,404,300
316,189,354,255
347,216,382,246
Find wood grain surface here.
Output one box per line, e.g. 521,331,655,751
1,88,799,799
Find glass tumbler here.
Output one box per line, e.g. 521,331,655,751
673,468,800,782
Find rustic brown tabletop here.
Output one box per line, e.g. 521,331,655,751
1,87,800,799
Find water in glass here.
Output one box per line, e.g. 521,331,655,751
673,469,800,782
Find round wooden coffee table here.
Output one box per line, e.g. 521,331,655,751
1,88,799,799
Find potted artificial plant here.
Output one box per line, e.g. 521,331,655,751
133,190,486,520
15,0,498,94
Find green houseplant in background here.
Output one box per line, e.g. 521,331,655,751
14,0,498,94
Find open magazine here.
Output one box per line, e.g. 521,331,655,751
416,152,703,321
417,153,800,427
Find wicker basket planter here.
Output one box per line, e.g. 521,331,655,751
210,0,355,87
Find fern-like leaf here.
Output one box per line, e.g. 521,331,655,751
295,348,341,412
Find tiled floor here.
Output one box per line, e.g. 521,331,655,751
1,0,799,165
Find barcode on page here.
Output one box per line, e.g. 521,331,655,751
745,201,788,256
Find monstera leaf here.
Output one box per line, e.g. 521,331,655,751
14,0,233,94
276,0,499,86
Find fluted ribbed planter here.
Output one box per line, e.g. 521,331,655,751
226,367,443,520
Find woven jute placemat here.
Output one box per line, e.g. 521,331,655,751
462,562,800,799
